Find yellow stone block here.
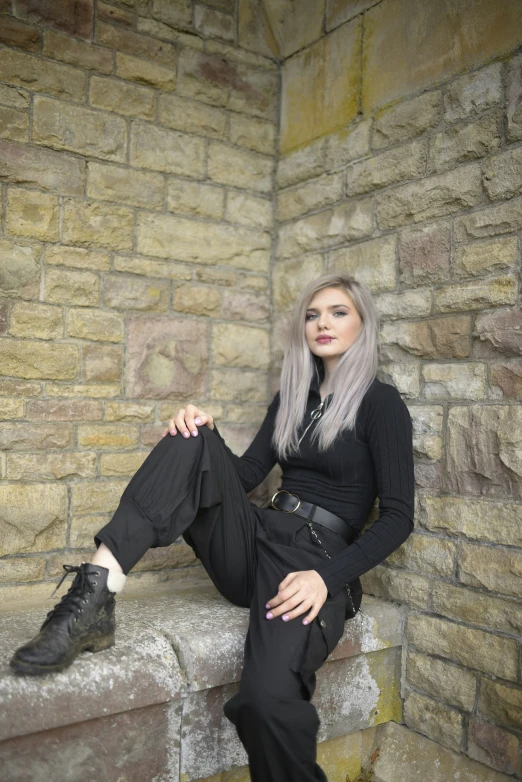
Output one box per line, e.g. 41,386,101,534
77,424,138,449
6,188,59,241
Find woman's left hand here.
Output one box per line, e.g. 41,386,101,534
265,570,328,625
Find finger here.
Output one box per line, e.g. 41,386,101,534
175,410,191,439
301,606,320,625
184,405,199,437
278,572,297,592
279,598,314,622
168,418,178,436
266,593,303,619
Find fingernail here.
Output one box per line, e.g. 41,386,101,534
191,430,197,436
265,603,270,609
195,418,201,424
170,430,175,435
183,431,189,438
266,612,273,619
282,615,289,622
303,619,309,625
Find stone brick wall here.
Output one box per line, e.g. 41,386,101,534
0,0,278,602
269,0,522,777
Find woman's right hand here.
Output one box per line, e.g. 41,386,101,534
161,403,214,439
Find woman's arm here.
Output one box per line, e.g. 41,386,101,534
314,383,415,598
212,391,280,493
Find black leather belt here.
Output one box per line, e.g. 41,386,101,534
269,489,354,544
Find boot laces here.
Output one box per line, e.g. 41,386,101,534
42,564,100,628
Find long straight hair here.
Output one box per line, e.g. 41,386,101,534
272,273,380,461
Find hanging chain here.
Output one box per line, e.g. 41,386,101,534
297,400,324,447
305,520,356,616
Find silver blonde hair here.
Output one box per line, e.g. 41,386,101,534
272,272,380,461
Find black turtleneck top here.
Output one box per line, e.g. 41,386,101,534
212,371,415,598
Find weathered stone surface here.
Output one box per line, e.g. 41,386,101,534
96,20,176,65
45,245,110,271
0,48,86,101
0,557,46,583
238,273,267,291
13,0,93,39
99,452,148,478
113,255,193,282
372,91,441,149
212,323,269,369
281,18,361,152
387,532,455,577
71,480,128,514
229,113,275,154
361,566,430,610
0,398,24,420
278,199,373,258
211,368,267,402
105,402,155,423
242,0,323,60
433,275,518,313
375,289,431,321
77,424,138,449
459,543,521,600
137,213,271,272
130,121,205,177
484,145,522,201
404,690,462,751
405,613,518,681
408,404,443,461
445,62,503,123
67,308,124,342
151,0,193,31
195,4,234,41
208,142,273,193
87,161,164,209
454,199,522,241
125,316,208,400
237,0,280,58
221,289,269,322
468,718,521,776
226,191,272,230
327,0,378,30
454,236,518,278
0,15,40,52
489,362,522,400
429,112,500,173
423,495,522,548
26,399,102,421
506,53,522,143
89,75,155,120
7,451,97,481
422,362,486,399
167,179,225,219
376,164,483,229
478,679,522,732
6,188,59,241
115,52,176,90
0,483,67,556
206,37,277,70
9,301,63,339
45,383,120,398
406,650,476,711
43,29,114,73
325,118,371,169
0,378,40,397
62,199,134,250
277,137,326,189
173,284,221,317
446,404,522,497
328,234,396,292
431,581,522,638
45,267,100,307
278,171,344,222
272,254,324,311
0,422,74,450
33,96,126,162
347,139,426,196
0,340,79,380
159,93,227,139
82,344,123,382
0,239,40,300
97,0,135,26
0,105,28,142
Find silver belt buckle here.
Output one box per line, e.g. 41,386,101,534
270,489,301,513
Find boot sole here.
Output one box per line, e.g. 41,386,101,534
9,631,115,676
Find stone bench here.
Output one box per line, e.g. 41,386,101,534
0,572,403,782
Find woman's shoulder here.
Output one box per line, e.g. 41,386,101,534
360,377,408,418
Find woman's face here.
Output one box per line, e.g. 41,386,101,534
304,286,362,367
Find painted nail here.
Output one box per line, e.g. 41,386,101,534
282,615,289,622
303,619,309,625
266,612,273,619
265,603,270,609
161,433,165,438
191,430,197,436
195,418,201,424
170,430,175,435
183,431,189,438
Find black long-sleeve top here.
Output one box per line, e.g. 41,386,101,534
212,372,415,598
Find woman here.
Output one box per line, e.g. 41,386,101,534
10,272,415,782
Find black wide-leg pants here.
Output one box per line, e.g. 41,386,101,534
94,425,356,782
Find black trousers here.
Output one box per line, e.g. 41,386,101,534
95,425,361,782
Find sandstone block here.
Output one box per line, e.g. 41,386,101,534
229,114,275,155
278,172,344,222
46,383,120,398
478,679,522,732
87,162,164,209
166,179,225,219
324,119,371,171
433,275,518,312
196,268,237,286
347,139,426,196
208,142,273,193
405,613,518,680
150,0,192,31
278,199,373,258
0,399,24,420
0,48,85,101
212,323,269,369
489,362,522,400
113,255,193,281
13,0,94,39
82,344,123,382
454,236,518,278
226,191,272,230
0,140,85,196
445,62,503,123
62,199,134,250
172,284,221,317
105,403,155,423
98,1,134,26
272,255,324,312
406,405,444,462
406,650,476,711
125,316,208,400
159,401,223,423
280,19,361,152
422,362,486,399
0,106,29,142
115,52,176,91
103,274,170,312
372,91,441,149
7,451,97,480
277,137,326,189
99,452,148,478
0,557,46,583
387,532,455,577
45,267,100,307
0,483,67,556
0,422,73,450
45,246,110,271
328,234,396,292
0,84,30,109
0,239,40,300
130,121,205,177
89,75,155,120
137,213,271,272
483,145,522,201
468,718,521,776
404,691,462,752
0,16,40,52
43,30,114,73
33,96,126,162
327,0,380,30
506,53,522,143
381,316,471,359
0,379,40,397
361,566,430,609
211,368,267,402
374,289,432,321
221,289,269,322
194,4,234,41
78,424,138,449
67,308,124,343
0,340,79,380
159,93,227,139
375,164,482,229
474,307,522,358
429,112,500,173
454,200,522,241
9,301,63,339
237,0,280,58
431,582,522,638
96,20,176,65
459,543,521,600
71,480,128,514
6,188,59,241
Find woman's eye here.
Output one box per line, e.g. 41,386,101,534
334,311,346,316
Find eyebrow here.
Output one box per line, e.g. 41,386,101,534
306,304,349,312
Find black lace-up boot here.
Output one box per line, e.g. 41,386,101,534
10,562,116,676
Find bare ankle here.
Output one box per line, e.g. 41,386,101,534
91,543,124,574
